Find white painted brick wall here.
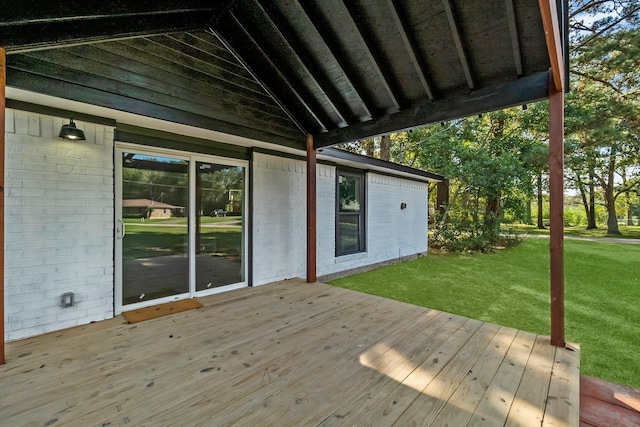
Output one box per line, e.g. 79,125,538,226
4,110,115,341
252,153,428,284
317,171,428,277
252,153,307,285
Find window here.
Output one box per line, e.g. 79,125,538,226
336,170,365,256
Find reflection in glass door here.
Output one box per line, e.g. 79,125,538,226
120,152,190,306
195,162,245,291
116,146,248,312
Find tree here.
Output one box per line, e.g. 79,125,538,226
567,26,640,233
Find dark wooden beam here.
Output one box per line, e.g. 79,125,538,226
8,53,300,142
549,69,565,347
0,47,5,365
442,0,475,90
7,69,305,150
14,49,296,135
505,0,524,76
386,0,435,100
539,0,564,92
340,1,402,112
314,71,549,148
254,0,356,127
227,11,334,132
306,135,317,283
214,15,324,134
1,1,232,52
297,2,376,118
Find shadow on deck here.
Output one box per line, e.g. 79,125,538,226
1,279,580,426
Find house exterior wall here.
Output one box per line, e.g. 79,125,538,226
252,153,307,285
4,110,115,341
317,170,428,278
252,152,428,285
2,116,428,341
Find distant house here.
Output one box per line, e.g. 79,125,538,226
122,199,185,219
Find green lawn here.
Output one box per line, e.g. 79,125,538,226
330,238,640,388
505,223,640,239
123,218,242,260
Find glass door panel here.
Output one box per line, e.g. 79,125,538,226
195,162,245,291
121,152,189,305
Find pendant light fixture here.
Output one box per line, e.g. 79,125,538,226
58,118,86,141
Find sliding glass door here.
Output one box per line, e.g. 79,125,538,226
115,145,247,313
195,161,245,291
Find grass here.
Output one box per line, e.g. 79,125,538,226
504,223,640,239
123,218,242,259
330,238,640,389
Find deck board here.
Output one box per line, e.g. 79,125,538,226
0,279,580,426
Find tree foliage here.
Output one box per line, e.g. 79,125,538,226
336,0,640,244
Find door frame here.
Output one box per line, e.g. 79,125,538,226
114,142,249,314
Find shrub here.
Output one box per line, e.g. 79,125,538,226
430,217,521,253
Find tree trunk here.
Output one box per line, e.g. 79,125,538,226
484,194,501,239
605,187,620,234
537,172,545,229
526,199,532,225
587,170,597,229
363,138,375,157
576,176,589,225
604,147,620,234
380,134,391,161
436,179,449,219
625,188,633,226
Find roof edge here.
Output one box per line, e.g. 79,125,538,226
318,148,444,183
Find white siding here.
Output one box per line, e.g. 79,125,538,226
4,110,115,341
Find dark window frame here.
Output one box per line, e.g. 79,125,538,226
335,168,366,257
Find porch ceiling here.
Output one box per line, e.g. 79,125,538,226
1,0,566,151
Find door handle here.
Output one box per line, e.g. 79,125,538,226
116,219,126,239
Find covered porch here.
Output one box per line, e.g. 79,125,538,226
0,279,579,426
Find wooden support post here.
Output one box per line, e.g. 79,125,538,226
549,70,565,347
306,135,317,283
1,47,5,364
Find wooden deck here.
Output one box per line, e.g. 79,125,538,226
0,279,580,426
580,375,640,426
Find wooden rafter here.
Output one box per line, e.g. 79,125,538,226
2,3,228,53
386,0,435,100
226,12,328,132
314,71,548,148
442,0,475,90
539,0,564,92
505,0,524,76
340,0,402,112
297,2,376,119
252,0,350,127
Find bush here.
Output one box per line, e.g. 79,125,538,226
430,217,521,253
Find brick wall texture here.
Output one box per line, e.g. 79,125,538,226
4,110,115,341
252,153,428,285
3,121,427,340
